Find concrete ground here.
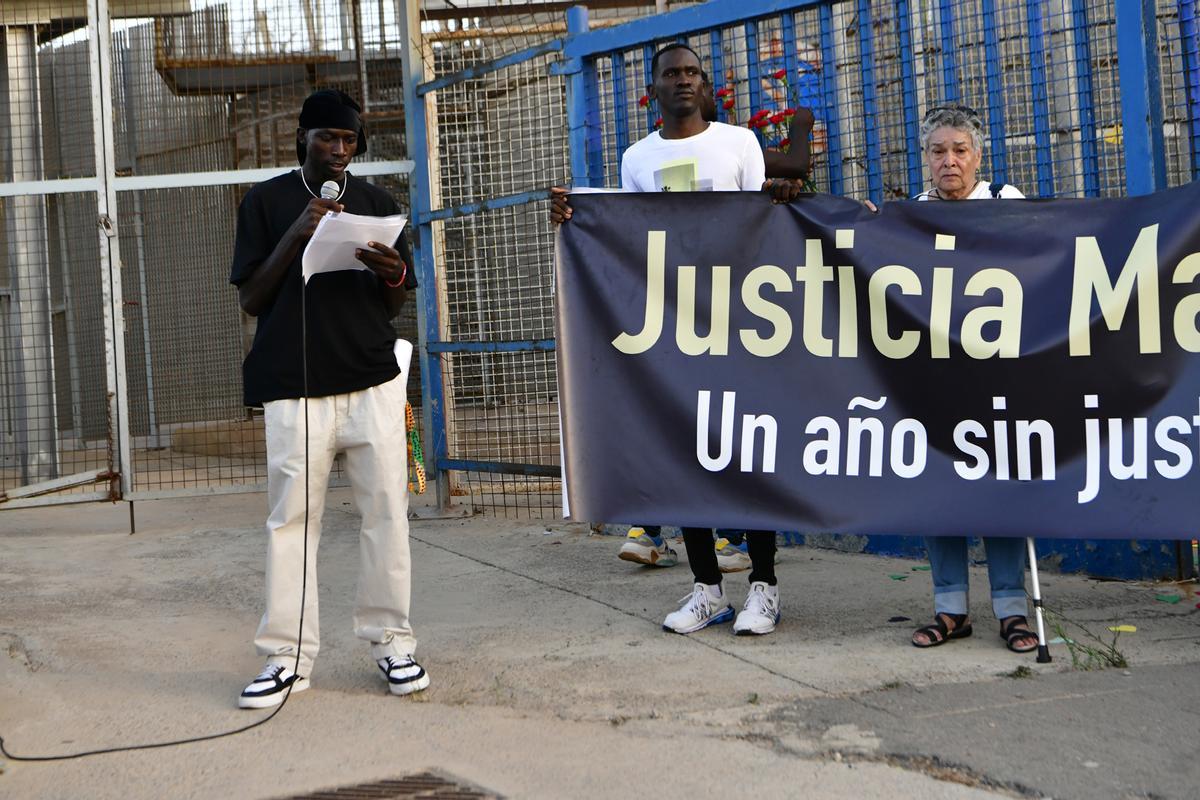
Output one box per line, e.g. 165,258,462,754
1,490,1197,799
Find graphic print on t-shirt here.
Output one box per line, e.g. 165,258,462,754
652,158,713,192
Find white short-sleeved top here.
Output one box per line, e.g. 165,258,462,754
915,181,1025,201
620,121,766,193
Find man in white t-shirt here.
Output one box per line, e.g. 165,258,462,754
550,43,799,220
618,91,764,192
552,44,798,637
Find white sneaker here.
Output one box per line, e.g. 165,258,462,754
618,527,678,567
238,662,309,709
377,654,431,696
662,582,734,634
733,581,781,636
715,537,752,573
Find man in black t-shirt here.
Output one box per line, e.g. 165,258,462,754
229,89,428,708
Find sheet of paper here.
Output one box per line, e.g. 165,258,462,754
301,210,408,284
393,338,413,391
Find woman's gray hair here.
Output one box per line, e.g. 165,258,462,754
919,106,985,152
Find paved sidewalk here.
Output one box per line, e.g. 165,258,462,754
1,492,1197,799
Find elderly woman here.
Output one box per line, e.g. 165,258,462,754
908,105,1037,654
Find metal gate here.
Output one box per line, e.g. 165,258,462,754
1,0,415,510
400,0,1196,520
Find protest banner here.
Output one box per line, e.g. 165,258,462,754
554,185,1200,539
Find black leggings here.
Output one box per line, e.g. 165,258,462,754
682,527,776,587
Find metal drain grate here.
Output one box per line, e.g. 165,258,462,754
275,770,501,800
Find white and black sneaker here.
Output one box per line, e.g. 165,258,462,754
662,582,735,634
238,663,309,709
733,581,781,636
377,655,431,696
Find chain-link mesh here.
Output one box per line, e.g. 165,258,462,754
2,0,418,506
418,2,709,517
421,14,568,515
419,1,702,80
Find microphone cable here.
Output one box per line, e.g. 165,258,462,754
0,261,315,762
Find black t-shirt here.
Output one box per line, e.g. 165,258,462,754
229,170,418,406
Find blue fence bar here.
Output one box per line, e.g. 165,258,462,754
896,0,924,197
1070,0,1100,197
421,189,550,223
439,459,562,478
562,0,827,60
643,44,656,133
709,29,726,122
818,2,844,195
611,51,631,177
416,39,563,96
1026,0,1055,196
1114,0,1168,194
1182,0,1200,181
564,6,593,187
401,8,448,501
427,339,557,354
746,20,764,146
780,10,799,113
856,0,882,204
981,0,1009,183
938,0,959,103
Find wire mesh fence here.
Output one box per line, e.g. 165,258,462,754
418,2,578,516
423,0,1196,520
2,17,107,503
581,0,1184,201
2,0,418,507
2,0,1196,517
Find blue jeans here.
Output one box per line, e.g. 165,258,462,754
925,536,1028,620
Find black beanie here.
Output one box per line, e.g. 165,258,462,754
296,89,368,164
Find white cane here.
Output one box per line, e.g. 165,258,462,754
1026,537,1052,663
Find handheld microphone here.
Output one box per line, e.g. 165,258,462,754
320,180,341,200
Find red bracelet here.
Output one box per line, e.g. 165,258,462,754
384,262,408,288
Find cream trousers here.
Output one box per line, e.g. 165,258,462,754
254,370,414,676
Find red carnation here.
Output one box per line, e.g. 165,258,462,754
716,87,734,98
654,116,663,128
754,117,772,129
722,98,735,110
783,108,796,117
638,94,650,107
770,112,785,125
752,108,772,121
780,137,791,149
772,68,787,80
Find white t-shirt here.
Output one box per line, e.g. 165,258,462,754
620,121,766,193
915,181,1025,200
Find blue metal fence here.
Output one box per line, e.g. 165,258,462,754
405,0,1197,568
560,0,1195,203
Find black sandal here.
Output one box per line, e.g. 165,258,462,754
911,613,973,648
1000,616,1038,653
